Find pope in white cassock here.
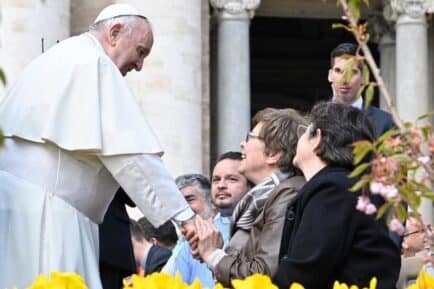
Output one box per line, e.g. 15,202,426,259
0,4,196,289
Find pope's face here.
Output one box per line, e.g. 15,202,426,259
110,19,153,76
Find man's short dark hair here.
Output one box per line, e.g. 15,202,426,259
137,217,178,248
330,43,362,68
308,102,375,169
217,151,243,162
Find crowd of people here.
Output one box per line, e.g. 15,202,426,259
0,3,431,289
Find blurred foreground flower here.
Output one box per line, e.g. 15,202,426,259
333,277,377,289
407,271,434,289
27,272,87,289
122,272,201,289
20,272,379,289
232,274,277,289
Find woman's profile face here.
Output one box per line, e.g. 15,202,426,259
293,124,318,171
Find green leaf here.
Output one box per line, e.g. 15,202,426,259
421,192,434,200
0,68,7,86
355,84,368,104
396,203,407,222
376,202,391,219
0,128,3,147
332,23,349,30
376,128,399,144
416,111,434,121
348,0,361,22
421,126,431,139
349,162,370,178
391,153,412,163
364,83,374,109
362,64,370,84
363,0,370,6
349,177,369,192
352,140,373,164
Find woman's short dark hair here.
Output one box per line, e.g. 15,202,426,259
308,102,375,169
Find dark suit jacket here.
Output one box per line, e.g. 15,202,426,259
274,166,400,289
99,188,136,272
144,245,172,274
366,106,394,137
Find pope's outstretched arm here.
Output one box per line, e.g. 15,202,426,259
100,153,196,229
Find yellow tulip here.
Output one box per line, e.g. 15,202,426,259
408,271,434,289
289,282,305,289
26,272,87,289
231,274,277,289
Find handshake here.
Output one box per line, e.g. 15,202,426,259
180,215,224,263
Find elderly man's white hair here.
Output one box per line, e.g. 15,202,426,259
89,3,149,35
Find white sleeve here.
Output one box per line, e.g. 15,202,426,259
99,153,194,227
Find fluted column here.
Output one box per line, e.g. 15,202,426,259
116,0,203,176
210,0,260,155
368,6,397,111
0,0,70,89
391,0,432,223
379,32,396,111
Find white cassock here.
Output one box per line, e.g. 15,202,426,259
0,33,193,289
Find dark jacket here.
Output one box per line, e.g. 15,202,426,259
99,188,136,272
274,166,400,289
215,176,305,287
367,106,394,137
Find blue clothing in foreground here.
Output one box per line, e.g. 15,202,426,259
173,214,231,288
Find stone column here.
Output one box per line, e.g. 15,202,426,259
392,0,432,223
0,0,70,89
116,0,203,176
210,0,261,155
379,32,396,111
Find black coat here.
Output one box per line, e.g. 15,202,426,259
273,166,400,289
99,188,136,272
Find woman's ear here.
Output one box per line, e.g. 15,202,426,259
312,128,322,152
266,150,283,166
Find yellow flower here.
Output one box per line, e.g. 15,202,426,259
213,283,227,289
333,280,350,289
367,277,377,289
26,272,87,289
231,274,277,289
333,277,377,289
123,272,192,289
289,282,305,289
407,271,434,289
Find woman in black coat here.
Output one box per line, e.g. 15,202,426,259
273,102,400,289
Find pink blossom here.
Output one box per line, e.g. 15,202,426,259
356,196,377,215
418,155,431,165
370,181,383,194
365,203,377,215
382,185,398,199
389,218,405,235
356,195,369,212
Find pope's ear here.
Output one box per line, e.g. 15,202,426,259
109,23,123,45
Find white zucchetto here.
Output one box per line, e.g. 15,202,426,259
94,3,147,24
